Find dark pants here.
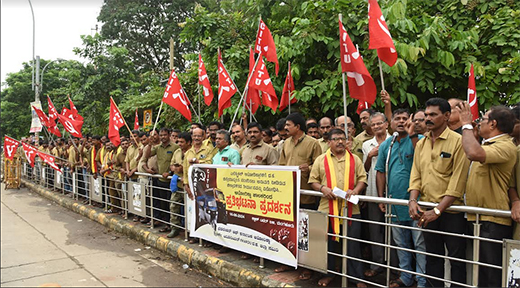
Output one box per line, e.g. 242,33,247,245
423,212,467,287
153,179,171,223
475,221,512,287
367,202,385,269
300,202,318,210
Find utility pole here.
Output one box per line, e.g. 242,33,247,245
34,55,40,141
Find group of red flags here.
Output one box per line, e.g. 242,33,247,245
33,96,84,139
3,135,60,172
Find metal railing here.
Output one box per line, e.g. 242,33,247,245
12,160,515,287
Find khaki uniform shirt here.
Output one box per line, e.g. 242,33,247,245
511,145,520,239
355,130,374,143
67,146,77,169
466,134,517,225
183,145,217,183
170,148,185,178
309,152,366,215
279,134,323,204
408,128,470,206
112,151,126,180
350,137,364,161
318,138,329,154
230,141,248,155
241,141,279,165
149,142,179,182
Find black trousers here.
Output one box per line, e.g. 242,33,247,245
152,179,171,223
423,212,467,287
474,221,512,287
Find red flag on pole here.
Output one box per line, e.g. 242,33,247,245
368,0,397,67
198,54,214,106
32,105,62,137
245,47,261,114
57,113,83,138
61,107,84,131
22,142,38,167
248,56,278,112
217,51,237,117
134,108,140,130
255,20,279,75
162,68,192,122
37,151,61,172
47,96,59,121
339,19,377,113
109,98,125,146
280,62,297,112
4,136,20,161
467,64,479,121
68,96,84,121
357,101,369,115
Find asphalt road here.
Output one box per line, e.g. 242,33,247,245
0,183,229,287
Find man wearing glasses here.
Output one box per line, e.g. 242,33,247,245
412,110,428,135
457,103,517,287
361,112,391,278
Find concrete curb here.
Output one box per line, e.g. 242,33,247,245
22,180,293,287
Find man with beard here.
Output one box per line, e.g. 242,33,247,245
307,122,321,139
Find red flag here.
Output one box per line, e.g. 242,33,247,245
198,54,214,106
280,62,297,112
32,105,51,127
22,142,38,167
134,108,139,130
467,64,479,121
47,96,59,121
32,105,62,137
356,101,370,115
249,56,278,112
255,20,279,75
68,96,84,121
245,47,261,114
217,51,237,117
162,68,192,122
339,20,377,112
109,98,125,146
368,0,397,66
37,151,61,172
61,107,84,132
57,113,83,138
4,136,20,161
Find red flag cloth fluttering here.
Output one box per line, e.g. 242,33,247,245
368,0,397,66
33,105,62,137
245,47,261,114
467,64,479,121
37,151,61,172
47,96,59,121
134,108,139,131
22,142,38,167
68,96,84,121
279,62,297,112
109,98,125,147
57,113,83,138
162,68,192,122
4,136,20,161
339,19,377,114
217,51,237,117
198,54,214,106
255,20,279,76
248,56,278,112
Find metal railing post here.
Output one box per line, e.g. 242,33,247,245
342,203,348,287
184,192,189,241
472,215,481,286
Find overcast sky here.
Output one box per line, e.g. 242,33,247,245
1,0,104,90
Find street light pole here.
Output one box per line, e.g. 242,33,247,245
40,58,65,95
28,0,36,91
35,55,40,141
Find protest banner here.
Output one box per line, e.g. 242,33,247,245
188,164,300,267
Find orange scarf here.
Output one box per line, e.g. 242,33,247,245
324,149,355,241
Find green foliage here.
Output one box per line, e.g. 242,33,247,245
2,0,520,140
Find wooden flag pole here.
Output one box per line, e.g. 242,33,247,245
339,14,349,140
287,61,292,115
378,58,386,91
152,38,175,132
110,97,139,146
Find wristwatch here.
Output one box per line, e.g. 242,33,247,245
433,207,442,216
462,124,473,130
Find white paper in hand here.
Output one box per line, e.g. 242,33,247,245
332,187,359,205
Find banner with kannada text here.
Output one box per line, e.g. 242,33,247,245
188,164,300,267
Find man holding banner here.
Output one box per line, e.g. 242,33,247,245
309,128,368,287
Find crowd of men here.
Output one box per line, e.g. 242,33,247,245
19,93,520,288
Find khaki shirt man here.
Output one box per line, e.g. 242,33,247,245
241,141,279,165
148,142,179,182
182,145,216,184
125,143,142,179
